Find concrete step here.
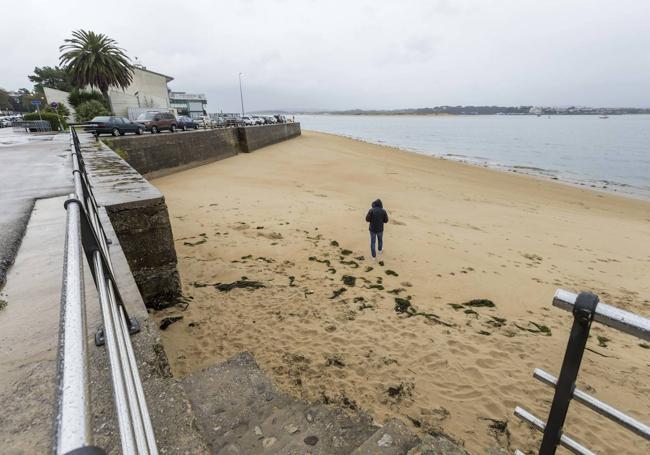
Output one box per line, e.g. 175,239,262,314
351,418,420,455
181,352,379,454
406,435,471,455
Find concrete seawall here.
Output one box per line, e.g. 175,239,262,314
239,122,302,152
94,124,301,306
106,123,301,178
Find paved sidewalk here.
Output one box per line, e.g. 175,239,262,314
0,128,72,288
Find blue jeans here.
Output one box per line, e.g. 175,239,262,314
370,231,383,258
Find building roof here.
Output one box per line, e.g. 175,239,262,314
134,66,174,83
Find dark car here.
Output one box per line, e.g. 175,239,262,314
177,116,199,131
85,116,144,136
136,111,177,133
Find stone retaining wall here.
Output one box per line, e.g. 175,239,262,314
238,123,302,153
80,138,180,307
107,123,301,177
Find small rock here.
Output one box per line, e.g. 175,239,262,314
284,423,299,434
262,437,277,448
304,435,319,446
378,433,394,447
254,426,263,437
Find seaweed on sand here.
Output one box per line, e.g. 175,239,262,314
309,256,331,266
340,259,359,268
385,269,399,277
341,275,356,287
464,299,495,308
159,316,183,330
329,288,347,299
394,298,454,327
514,321,552,336
215,280,266,292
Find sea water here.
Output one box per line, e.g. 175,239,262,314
296,114,650,199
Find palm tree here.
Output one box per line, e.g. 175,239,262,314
59,30,134,102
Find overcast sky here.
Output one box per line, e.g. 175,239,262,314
2,0,649,112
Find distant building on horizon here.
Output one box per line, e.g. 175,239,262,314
169,92,208,118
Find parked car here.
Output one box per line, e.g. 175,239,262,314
251,116,265,125
210,116,227,128
274,114,287,123
136,111,177,133
225,116,243,127
241,115,255,126
176,116,199,131
263,115,277,124
85,116,144,136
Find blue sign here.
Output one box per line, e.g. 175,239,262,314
50,101,59,109
31,100,41,106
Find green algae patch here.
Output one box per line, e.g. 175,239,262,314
464,299,495,308
597,336,610,348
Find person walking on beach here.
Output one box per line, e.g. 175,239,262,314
365,199,388,260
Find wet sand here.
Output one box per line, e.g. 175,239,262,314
152,131,650,454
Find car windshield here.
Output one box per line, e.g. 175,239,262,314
137,112,157,120
91,116,111,122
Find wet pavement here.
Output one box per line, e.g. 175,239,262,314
0,128,72,288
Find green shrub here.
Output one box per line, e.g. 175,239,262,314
23,111,67,131
75,100,110,122
68,89,109,109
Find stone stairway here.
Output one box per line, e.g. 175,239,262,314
181,352,470,455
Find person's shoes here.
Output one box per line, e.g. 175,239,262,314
371,256,376,261
378,249,383,255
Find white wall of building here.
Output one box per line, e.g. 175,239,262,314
43,87,76,120
108,68,172,117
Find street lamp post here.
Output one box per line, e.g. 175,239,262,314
238,72,245,117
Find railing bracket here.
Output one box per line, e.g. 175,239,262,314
95,317,141,347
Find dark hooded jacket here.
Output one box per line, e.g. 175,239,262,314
365,199,388,233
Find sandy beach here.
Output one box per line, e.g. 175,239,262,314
152,131,650,454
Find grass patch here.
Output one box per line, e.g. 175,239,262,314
0,299,7,311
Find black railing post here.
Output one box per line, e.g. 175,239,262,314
539,291,599,454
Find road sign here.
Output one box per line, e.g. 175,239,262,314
50,101,59,109
31,100,42,106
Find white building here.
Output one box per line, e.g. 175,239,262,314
108,67,174,118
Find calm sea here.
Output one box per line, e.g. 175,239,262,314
296,114,650,200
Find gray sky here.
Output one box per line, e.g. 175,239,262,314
2,0,649,111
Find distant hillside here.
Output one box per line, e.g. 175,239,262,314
289,106,650,116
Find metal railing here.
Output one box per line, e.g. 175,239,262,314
514,289,650,455
55,126,158,454
12,120,52,132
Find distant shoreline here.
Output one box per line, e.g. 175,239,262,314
299,127,650,202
